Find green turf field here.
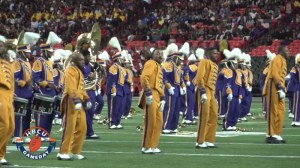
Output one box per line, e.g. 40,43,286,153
4,97,300,168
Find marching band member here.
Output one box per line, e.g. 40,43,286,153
139,49,165,154
216,52,230,119
182,53,198,124
260,50,276,116
287,53,300,127
162,43,186,134
106,37,126,129
32,32,61,141
77,36,99,139
122,51,134,119
58,52,91,160
178,42,189,118
0,36,14,165
194,48,218,148
238,53,250,121
222,48,243,131
245,54,253,117
95,51,109,123
13,32,40,143
263,45,290,143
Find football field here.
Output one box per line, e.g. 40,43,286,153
5,97,300,168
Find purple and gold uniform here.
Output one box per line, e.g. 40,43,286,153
13,58,33,137
83,63,97,136
60,65,89,155
122,68,134,117
106,62,126,127
194,58,218,144
216,66,230,117
139,59,164,150
287,64,300,125
223,67,243,129
32,57,56,136
263,54,287,137
162,61,185,132
0,58,15,160
183,63,198,122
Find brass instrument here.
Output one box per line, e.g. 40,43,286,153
74,23,102,90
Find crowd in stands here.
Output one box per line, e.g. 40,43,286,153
0,0,300,52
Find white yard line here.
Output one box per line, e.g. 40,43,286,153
81,150,300,159
5,166,72,168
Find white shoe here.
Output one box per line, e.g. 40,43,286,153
205,142,216,148
179,111,183,116
93,114,101,120
195,143,208,149
121,115,126,119
162,129,171,134
288,113,294,118
171,129,178,133
226,126,236,131
24,137,31,143
247,113,253,116
116,124,123,129
57,153,72,160
152,148,161,153
12,137,22,143
0,158,9,165
127,114,132,119
273,135,283,141
182,120,192,124
72,154,86,160
110,125,117,129
194,116,199,120
292,121,300,126
219,114,225,118
58,127,64,132
141,148,153,154
41,137,50,142
241,117,247,121
56,118,62,125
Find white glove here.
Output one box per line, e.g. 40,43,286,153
146,95,153,105
159,100,166,112
75,103,82,111
239,99,241,104
182,87,187,95
86,101,92,110
168,87,175,95
227,93,233,102
131,88,134,92
186,81,191,86
97,88,101,95
111,93,116,97
285,74,291,80
200,94,207,104
247,86,252,92
278,90,286,99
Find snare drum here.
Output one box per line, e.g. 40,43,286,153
54,96,62,113
31,93,56,114
14,97,29,116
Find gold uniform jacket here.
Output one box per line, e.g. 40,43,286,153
138,60,164,109
263,55,287,95
61,66,89,114
194,59,218,94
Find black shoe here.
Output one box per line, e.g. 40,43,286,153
280,140,287,144
265,137,281,144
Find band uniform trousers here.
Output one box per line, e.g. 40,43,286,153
60,96,87,154
196,88,218,144
185,88,196,121
14,99,32,137
240,91,252,118
122,92,132,117
85,90,96,136
265,80,285,136
163,87,180,131
224,96,240,128
180,94,187,115
107,95,124,127
288,91,294,114
217,90,227,116
292,91,300,122
142,90,163,149
94,93,104,115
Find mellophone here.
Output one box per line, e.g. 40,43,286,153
14,94,62,116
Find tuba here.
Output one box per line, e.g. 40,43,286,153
75,23,102,90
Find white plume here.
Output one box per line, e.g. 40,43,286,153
23,32,40,45
166,43,178,55
179,42,190,56
0,35,7,43
108,37,121,52
98,51,110,61
46,32,62,45
195,48,205,60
